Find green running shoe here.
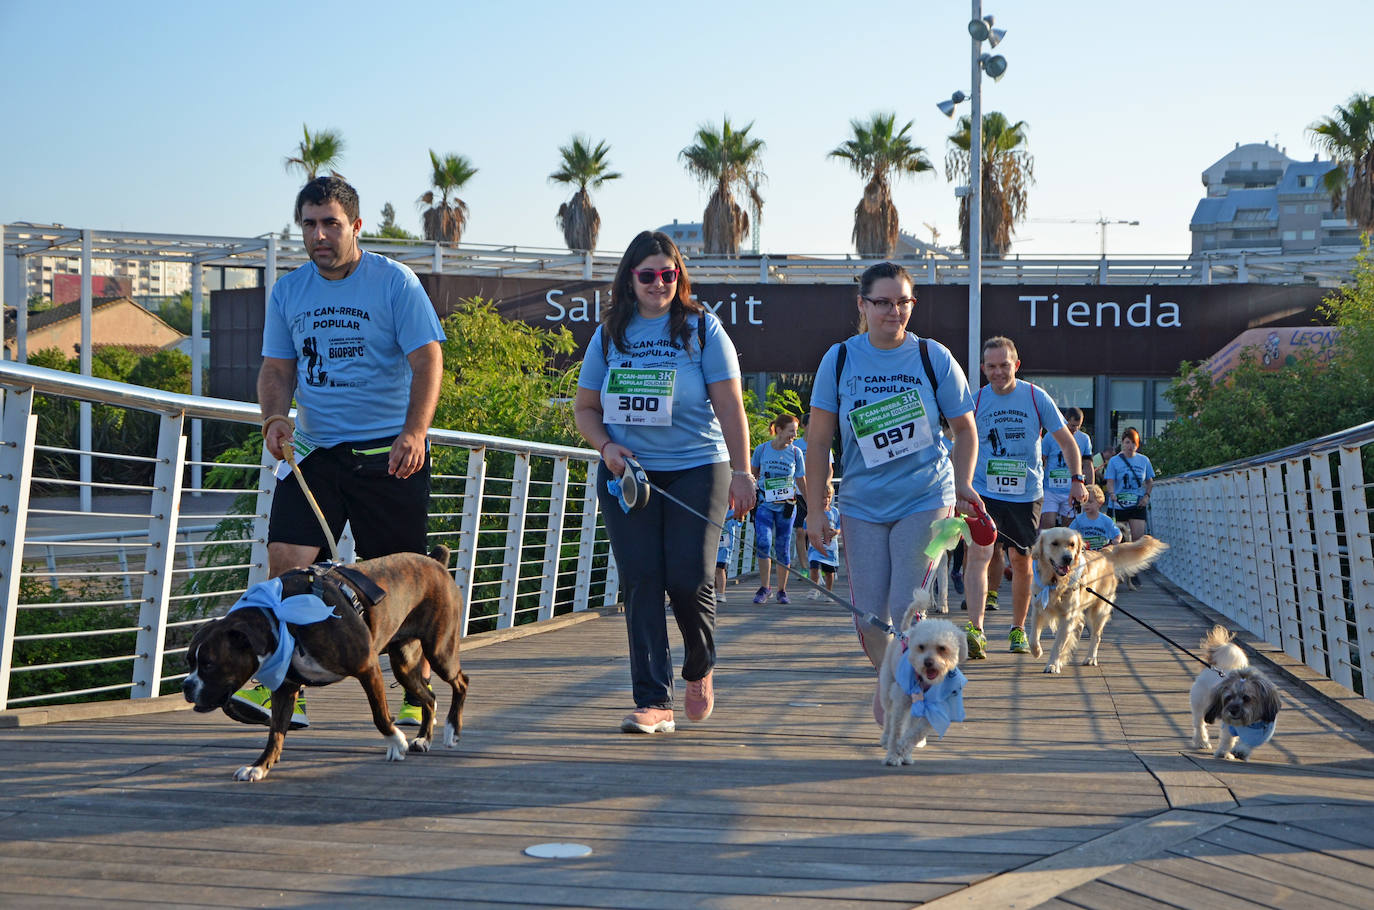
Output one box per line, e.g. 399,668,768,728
964,622,987,660
1008,627,1030,654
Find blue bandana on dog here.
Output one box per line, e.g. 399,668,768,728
227,578,338,690
895,663,967,738
1032,556,1087,610
1226,718,1276,751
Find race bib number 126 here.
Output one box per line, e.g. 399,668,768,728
603,369,675,426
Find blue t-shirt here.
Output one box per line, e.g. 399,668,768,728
752,440,805,512
1069,512,1122,550
809,334,973,523
972,381,1067,503
577,311,739,471
1042,429,1092,492
806,505,842,567
1103,452,1155,508
716,509,740,563
261,251,446,448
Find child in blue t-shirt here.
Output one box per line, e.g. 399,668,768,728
715,508,740,604
751,414,807,605
805,482,841,596
1069,484,1122,550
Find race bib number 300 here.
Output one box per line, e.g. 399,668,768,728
603,369,675,426
848,389,935,469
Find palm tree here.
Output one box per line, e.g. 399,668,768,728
283,124,345,180
945,111,1034,258
418,150,477,243
680,118,766,255
549,135,621,252
829,113,934,257
1307,93,1374,233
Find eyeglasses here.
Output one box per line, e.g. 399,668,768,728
632,267,680,285
861,295,916,311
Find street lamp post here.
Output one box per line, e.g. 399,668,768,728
939,4,1006,387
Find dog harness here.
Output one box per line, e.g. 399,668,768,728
227,578,338,690
895,663,967,738
1031,555,1087,610
1225,718,1276,751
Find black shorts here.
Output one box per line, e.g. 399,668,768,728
982,496,1042,554
269,436,431,559
794,496,809,526
810,560,835,576
1111,505,1148,523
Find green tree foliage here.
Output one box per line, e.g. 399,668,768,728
364,202,420,240
744,383,803,451
418,150,478,243
680,118,766,255
550,135,621,252
1149,237,1374,475
945,111,1034,257
283,124,345,180
156,290,195,334
829,113,934,257
1307,93,1374,232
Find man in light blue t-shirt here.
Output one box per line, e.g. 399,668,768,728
231,176,447,730
964,337,1087,657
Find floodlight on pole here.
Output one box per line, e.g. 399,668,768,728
937,91,966,118
980,53,1008,80
968,15,1005,46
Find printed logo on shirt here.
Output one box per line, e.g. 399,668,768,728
844,371,925,412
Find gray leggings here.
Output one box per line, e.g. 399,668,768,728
840,506,952,626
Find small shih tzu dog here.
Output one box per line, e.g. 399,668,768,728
1189,625,1280,761
877,590,968,766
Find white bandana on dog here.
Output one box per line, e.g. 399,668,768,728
895,663,967,737
227,578,338,690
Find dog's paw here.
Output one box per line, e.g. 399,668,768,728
409,737,431,753
883,753,903,766
1082,656,1098,666
913,737,927,749
1043,663,1063,674
1029,643,1042,658
444,722,458,748
384,729,408,761
233,765,267,782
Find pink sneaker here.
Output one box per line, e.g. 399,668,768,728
620,707,675,734
685,671,715,722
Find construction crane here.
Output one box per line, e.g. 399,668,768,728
922,222,941,246
1028,216,1139,257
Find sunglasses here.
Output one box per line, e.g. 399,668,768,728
632,267,680,285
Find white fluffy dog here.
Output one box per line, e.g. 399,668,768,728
877,590,968,766
1189,625,1280,760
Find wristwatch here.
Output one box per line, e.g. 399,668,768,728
1071,474,1086,482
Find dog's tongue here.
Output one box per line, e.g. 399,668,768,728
1055,564,1070,577
924,667,940,680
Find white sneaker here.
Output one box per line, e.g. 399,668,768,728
715,593,726,603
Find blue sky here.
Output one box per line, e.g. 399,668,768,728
1,0,1369,259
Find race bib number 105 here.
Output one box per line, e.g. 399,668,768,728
848,389,935,469
603,369,675,426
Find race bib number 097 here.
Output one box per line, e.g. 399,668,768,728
848,389,935,469
603,369,675,426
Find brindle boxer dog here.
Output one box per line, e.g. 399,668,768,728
183,545,469,781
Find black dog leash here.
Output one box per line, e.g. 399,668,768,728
612,457,906,640
1082,583,1213,669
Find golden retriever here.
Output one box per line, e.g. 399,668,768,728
1028,528,1169,673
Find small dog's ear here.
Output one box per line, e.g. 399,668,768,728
1203,688,1225,724
1256,678,1281,724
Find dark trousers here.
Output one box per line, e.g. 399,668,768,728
598,461,730,710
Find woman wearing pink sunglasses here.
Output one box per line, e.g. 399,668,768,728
575,230,756,735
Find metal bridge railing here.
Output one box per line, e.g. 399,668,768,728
0,361,629,709
1151,421,1374,699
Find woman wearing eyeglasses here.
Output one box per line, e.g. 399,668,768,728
575,230,756,735
804,261,983,723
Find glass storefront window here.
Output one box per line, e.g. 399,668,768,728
1110,380,1145,412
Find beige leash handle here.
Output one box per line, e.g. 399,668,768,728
263,414,340,562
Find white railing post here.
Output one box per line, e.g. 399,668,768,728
190,259,204,494
1265,463,1303,661
1287,457,1326,675
248,448,275,587
0,388,37,709
1309,453,1353,689
131,412,186,699
1338,445,1374,697
455,449,487,633
1248,467,1283,645
583,250,593,281
572,462,599,612
537,456,569,622
497,453,532,629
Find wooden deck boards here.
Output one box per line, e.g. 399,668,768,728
1,570,1372,908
